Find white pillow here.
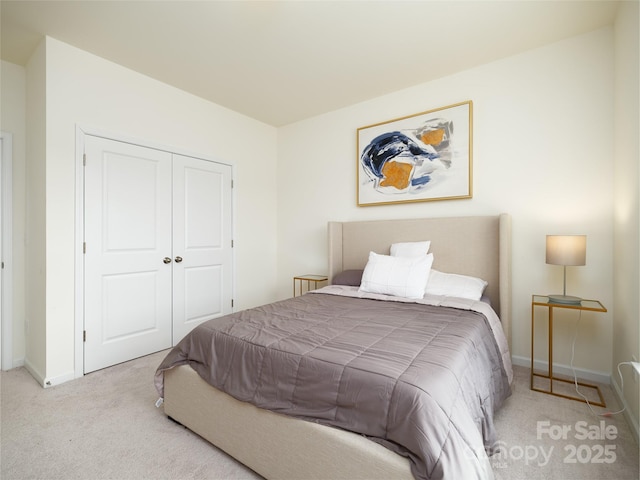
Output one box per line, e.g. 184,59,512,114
425,269,488,301
359,252,434,299
390,241,431,258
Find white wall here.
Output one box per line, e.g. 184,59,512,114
0,60,27,368
277,28,615,376
29,37,279,384
613,0,639,438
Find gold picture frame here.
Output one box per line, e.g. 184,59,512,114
357,100,473,207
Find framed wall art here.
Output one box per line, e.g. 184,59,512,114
357,100,473,207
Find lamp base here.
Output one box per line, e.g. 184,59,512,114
548,294,582,305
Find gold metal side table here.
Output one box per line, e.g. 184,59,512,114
530,295,607,407
293,274,328,297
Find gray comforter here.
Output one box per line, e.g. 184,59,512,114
155,287,512,480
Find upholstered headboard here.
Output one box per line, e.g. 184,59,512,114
328,214,512,349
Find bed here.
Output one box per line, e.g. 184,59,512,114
155,214,513,480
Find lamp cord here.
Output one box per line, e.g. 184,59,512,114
570,311,629,417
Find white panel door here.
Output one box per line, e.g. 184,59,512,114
84,136,173,373
172,154,233,343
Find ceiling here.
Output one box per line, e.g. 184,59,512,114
1,1,620,126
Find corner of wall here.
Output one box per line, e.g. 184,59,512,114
612,0,640,442
24,36,48,382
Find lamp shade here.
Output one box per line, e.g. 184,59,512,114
546,235,586,266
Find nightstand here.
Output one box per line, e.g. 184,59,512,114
530,295,607,406
293,274,328,297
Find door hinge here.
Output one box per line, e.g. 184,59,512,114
231,239,234,248
83,330,86,342
231,299,234,308
83,242,86,254
83,153,87,166
231,179,234,188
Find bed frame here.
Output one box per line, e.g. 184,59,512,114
163,214,512,479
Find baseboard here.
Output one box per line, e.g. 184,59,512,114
611,373,640,445
42,370,76,388
24,358,45,386
24,359,76,388
511,355,611,385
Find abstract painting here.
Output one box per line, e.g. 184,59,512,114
357,101,472,206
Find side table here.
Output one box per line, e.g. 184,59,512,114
293,274,328,297
530,295,607,407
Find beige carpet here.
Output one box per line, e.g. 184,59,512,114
1,351,638,480
492,366,638,480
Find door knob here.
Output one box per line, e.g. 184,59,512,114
163,257,172,264
175,256,183,263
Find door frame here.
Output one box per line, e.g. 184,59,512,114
74,125,235,378
1,132,13,370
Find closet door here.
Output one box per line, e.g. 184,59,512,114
84,136,173,373
172,154,233,343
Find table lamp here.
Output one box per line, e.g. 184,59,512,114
546,235,586,304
